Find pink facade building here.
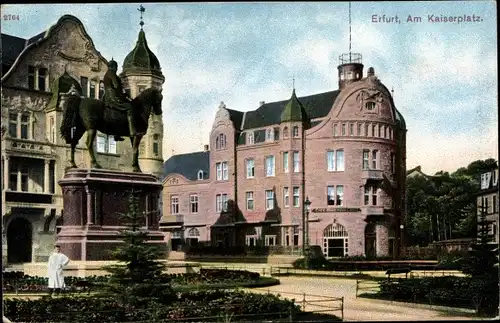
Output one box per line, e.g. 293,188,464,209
161,54,407,258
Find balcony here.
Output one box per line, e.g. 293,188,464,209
159,214,184,230
361,169,384,182
361,205,385,218
5,191,53,204
4,139,52,155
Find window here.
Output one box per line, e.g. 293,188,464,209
333,124,338,136
38,68,47,91
293,187,300,207
216,194,222,213
378,125,382,137
284,187,289,207
493,195,497,214
283,152,289,173
372,124,377,137
8,165,29,192
364,185,378,205
197,170,204,180
327,186,335,205
99,81,105,99
265,235,276,246
357,123,362,136
171,196,179,214
247,132,254,145
216,162,228,181
365,124,369,137
20,114,29,139
389,127,393,139
190,195,198,213
266,190,274,210
246,192,254,210
336,185,344,206
349,123,354,136
366,102,375,110
327,185,344,206
222,194,228,211
90,80,96,98
327,150,344,171
372,150,378,169
49,117,55,143
28,66,35,89
265,156,275,177
246,159,255,178
216,134,226,150
341,124,346,136
293,151,300,173
8,113,17,138
81,77,88,97
283,127,289,138
266,128,274,141
96,135,116,154
363,150,370,170
292,126,299,137
246,235,257,246
384,125,387,138
153,134,160,156
293,226,299,245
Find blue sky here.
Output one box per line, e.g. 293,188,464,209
1,1,497,174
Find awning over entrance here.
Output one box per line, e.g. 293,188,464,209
159,214,184,230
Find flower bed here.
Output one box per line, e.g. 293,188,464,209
2,269,266,294
361,276,499,315
4,290,307,322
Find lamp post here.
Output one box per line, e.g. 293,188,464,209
399,224,405,257
303,197,312,255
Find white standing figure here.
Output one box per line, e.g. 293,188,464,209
47,245,70,296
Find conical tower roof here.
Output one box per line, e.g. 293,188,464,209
280,89,309,123
122,29,161,74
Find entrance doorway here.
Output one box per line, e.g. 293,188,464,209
186,228,200,246
7,217,33,263
322,223,348,258
365,223,376,258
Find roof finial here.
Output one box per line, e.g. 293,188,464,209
138,4,146,29
292,77,295,91
391,87,394,98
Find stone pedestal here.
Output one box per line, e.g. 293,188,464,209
57,169,166,261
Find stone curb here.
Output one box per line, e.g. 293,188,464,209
357,296,477,314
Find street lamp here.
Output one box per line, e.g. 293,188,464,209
303,197,312,254
399,224,405,257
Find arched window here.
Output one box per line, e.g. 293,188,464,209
215,136,220,150
322,223,349,258
292,126,299,137
283,127,289,138
216,134,226,150
365,102,376,111
188,227,200,237
197,170,204,180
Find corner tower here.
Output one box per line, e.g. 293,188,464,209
120,5,165,178
337,2,363,90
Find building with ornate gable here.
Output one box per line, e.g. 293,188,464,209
1,14,164,264
162,53,408,258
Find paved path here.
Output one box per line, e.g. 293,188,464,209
245,276,485,321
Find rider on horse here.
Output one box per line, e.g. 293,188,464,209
103,59,136,141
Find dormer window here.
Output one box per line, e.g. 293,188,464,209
266,128,274,141
365,102,376,111
197,170,204,180
216,133,227,150
247,132,254,145
292,126,299,137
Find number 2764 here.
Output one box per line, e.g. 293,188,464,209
3,14,20,21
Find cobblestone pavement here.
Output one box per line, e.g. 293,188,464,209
245,276,487,321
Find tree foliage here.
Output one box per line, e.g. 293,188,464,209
406,158,497,246
100,190,174,307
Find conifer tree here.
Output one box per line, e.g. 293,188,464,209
100,190,174,307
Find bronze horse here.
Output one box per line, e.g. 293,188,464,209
59,88,163,172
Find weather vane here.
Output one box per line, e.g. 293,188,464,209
138,4,145,29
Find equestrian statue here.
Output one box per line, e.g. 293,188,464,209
59,59,163,173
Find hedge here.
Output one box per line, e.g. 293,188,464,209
2,269,263,294
4,290,302,322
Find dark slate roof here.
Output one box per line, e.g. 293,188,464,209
1,34,26,65
242,90,340,130
227,108,244,130
26,31,46,46
162,151,210,181
123,30,161,73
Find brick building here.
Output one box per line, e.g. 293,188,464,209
477,168,499,244
162,53,407,258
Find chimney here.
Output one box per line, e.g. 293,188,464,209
204,144,209,152
367,67,375,77
259,101,265,106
